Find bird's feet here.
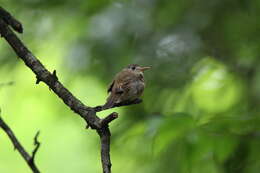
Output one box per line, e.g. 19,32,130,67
93,98,143,112
114,98,143,107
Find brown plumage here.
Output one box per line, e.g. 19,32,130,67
103,64,150,109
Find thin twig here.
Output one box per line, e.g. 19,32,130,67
31,131,40,161
100,112,118,127
94,98,143,112
0,116,40,173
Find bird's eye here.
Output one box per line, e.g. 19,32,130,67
131,66,136,70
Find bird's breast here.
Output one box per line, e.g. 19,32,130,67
130,80,145,95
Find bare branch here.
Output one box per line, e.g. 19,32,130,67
94,98,142,112
31,131,41,161
97,127,112,173
0,7,22,33
0,7,143,173
100,112,118,127
0,115,40,173
0,16,101,129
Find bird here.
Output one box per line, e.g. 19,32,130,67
102,64,150,109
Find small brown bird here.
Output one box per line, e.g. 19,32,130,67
103,64,150,109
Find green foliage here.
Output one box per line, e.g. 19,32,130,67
0,0,260,172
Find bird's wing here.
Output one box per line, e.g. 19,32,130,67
107,78,131,94
113,70,135,94
107,70,132,93
115,80,130,94
103,70,135,109
107,80,114,93
107,78,130,94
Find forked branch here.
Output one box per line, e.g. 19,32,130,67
0,115,40,173
0,6,141,173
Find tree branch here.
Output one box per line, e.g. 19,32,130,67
94,98,143,112
97,127,112,173
0,6,142,173
99,112,118,127
0,6,22,33
31,131,41,161
0,15,101,129
0,116,40,173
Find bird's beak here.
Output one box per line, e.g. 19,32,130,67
139,66,151,72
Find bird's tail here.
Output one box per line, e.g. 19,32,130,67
102,94,118,110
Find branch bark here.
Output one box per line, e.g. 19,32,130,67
97,127,112,173
0,6,141,173
94,98,142,112
0,116,40,173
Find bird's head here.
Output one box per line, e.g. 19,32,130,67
126,64,151,75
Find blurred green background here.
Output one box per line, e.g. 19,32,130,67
0,0,260,172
